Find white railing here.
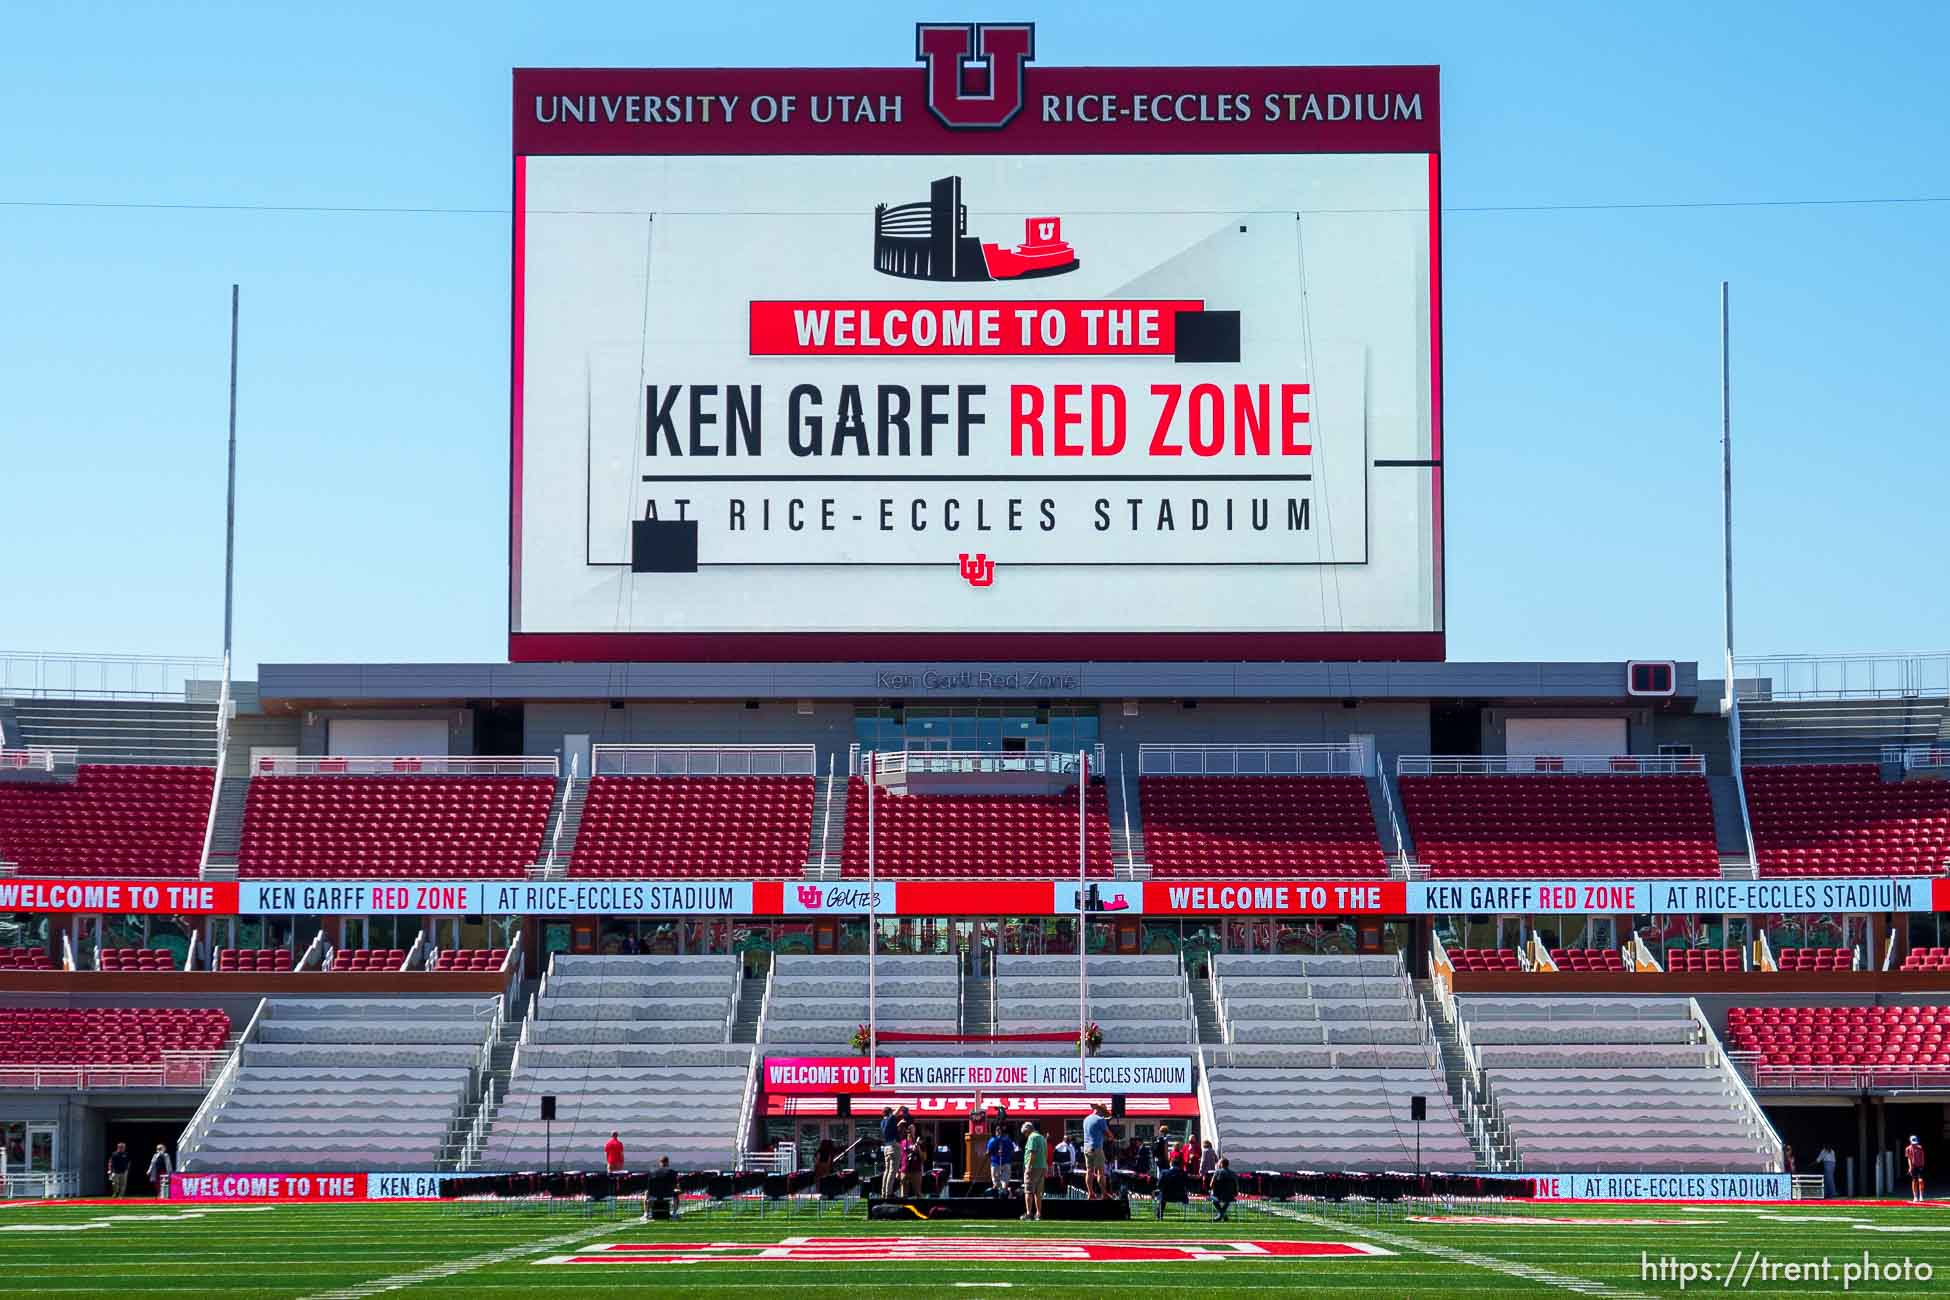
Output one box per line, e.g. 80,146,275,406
405,929,428,971
594,744,815,777
737,1146,796,1175
176,996,268,1168
1690,999,1786,1172
0,1053,227,1090
1741,1061,1950,1091
1138,742,1364,776
867,748,1098,780
254,753,558,777
0,1172,78,1198
197,655,231,871
1737,651,1950,702
732,1046,763,1166
1118,754,1137,874
499,932,524,1006
0,650,223,701
545,751,579,867
295,929,327,972
459,1077,498,1171
60,932,75,972
0,747,76,774
1396,753,1706,776
816,753,839,865
1194,1040,1221,1154
1891,745,1950,773
1377,767,1408,861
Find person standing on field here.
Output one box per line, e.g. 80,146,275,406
146,1144,172,1198
1907,1135,1927,1202
106,1143,130,1196
603,1130,625,1174
1081,1104,1111,1199
1020,1122,1047,1221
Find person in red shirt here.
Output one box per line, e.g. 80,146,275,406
1906,1136,1927,1202
604,1131,626,1174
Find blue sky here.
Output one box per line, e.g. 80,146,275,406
3,0,1945,675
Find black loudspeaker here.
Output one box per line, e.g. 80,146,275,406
837,1095,851,1117
1410,1095,1427,1122
540,1095,557,1122
1110,1095,1127,1117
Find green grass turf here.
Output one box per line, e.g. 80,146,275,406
4,1197,1950,1298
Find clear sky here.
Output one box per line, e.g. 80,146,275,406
3,0,1945,676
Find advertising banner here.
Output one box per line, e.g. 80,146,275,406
765,1093,1199,1118
510,22,1443,662
1517,1172,1794,1202
0,879,236,915
167,1171,459,1202
763,1056,896,1094
892,1055,1194,1093
1142,880,1405,916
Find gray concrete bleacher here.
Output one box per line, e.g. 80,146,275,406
991,954,1193,1052
1205,954,1475,1171
761,954,959,1052
482,954,750,1171
182,997,497,1172
1458,996,1777,1173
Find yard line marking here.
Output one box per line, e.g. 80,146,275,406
1265,1206,1652,1299
301,1216,636,1299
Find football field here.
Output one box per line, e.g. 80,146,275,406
4,1197,1949,1297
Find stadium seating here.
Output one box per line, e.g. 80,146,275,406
1777,947,1855,972
0,763,213,876
181,997,496,1173
1457,996,1776,1172
237,775,553,879
1902,947,1950,973
1447,948,1521,972
762,953,958,1053
435,948,508,971
330,948,405,972
0,947,55,970
1725,1005,1950,1070
1205,954,1475,1170
0,1007,228,1064
1397,773,1719,877
570,775,813,878
482,956,750,1170
97,946,177,972
840,776,1112,878
992,954,1193,1050
1549,948,1625,972
217,948,292,972
1744,763,1950,876
1664,947,1744,973
1138,775,1387,877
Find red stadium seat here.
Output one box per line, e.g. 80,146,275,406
1446,948,1523,972
1138,775,1386,878
0,1007,229,1065
569,776,814,878
0,764,213,878
236,774,553,879
1397,773,1719,878
0,947,55,970
840,776,1111,879
1744,764,1950,877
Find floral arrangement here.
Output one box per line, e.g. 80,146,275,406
850,1023,873,1054
1080,1022,1103,1055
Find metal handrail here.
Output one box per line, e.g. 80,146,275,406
0,1054,227,1090
1891,744,1950,772
817,753,838,865
1137,742,1363,776
546,752,579,867
255,754,558,777
732,1043,763,1163
1736,651,1950,702
1690,997,1786,1172
0,650,223,701
1118,753,1137,875
1194,1039,1222,1153
593,743,816,777
0,747,75,774
177,995,269,1167
1377,765,1408,862
197,655,231,871
1396,753,1706,776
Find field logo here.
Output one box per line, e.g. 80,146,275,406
915,23,1035,130
959,553,997,588
542,1236,1393,1265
